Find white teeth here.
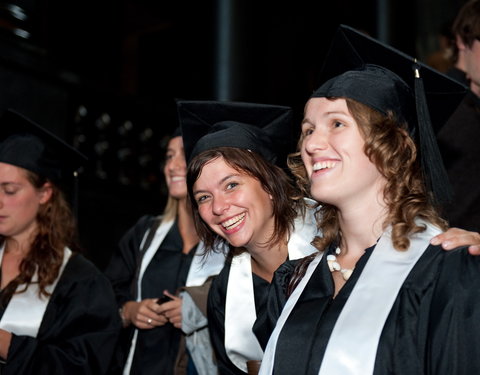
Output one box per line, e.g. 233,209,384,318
221,213,246,230
171,176,185,182
313,161,336,171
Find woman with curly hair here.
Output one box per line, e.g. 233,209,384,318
259,25,480,375
0,110,120,374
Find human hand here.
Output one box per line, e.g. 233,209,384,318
157,290,183,329
123,299,168,330
430,227,480,255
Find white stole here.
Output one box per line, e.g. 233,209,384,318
259,221,441,375
185,242,226,287
0,245,72,337
225,205,319,372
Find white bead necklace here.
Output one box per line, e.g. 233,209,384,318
326,247,355,281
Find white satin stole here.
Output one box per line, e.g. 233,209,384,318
259,221,441,375
0,244,72,337
225,204,319,372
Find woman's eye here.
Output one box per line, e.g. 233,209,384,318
196,195,209,204
302,127,314,136
226,182,238,190
333,121,345,128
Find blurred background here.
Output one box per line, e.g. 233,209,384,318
0,0,467,269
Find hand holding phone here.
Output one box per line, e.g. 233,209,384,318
157,295,173,305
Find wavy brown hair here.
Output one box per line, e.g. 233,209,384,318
187,147,302,255
0,169,79,305
288,98,447,252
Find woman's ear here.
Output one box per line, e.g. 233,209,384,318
456,34,466,52
38,182,53,204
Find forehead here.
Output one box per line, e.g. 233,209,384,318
304,97,349,117
0,162,28,181
167,136,183,150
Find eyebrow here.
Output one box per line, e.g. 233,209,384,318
193,173,240,195
302,110,350,125
0,182,21,187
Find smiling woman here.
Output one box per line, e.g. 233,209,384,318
179,100,320,375
259,25,480,375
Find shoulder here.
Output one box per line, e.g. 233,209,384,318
62,253,113,287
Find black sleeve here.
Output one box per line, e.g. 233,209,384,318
207,264,246,375
103,215,155,307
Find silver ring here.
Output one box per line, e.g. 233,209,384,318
147,318,152,324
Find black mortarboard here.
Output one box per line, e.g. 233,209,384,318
177,100,293,165
0,109,87,183
312,25,467,204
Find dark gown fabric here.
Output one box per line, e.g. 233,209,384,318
105,215,197,375
0,253,121,375
267,243,480,375
207,259,270,375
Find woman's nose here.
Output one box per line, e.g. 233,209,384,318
212,195,229,216
303,129,328,154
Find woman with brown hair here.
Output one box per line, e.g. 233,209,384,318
260,25,480,375
179,100,320,375
0,109,120,374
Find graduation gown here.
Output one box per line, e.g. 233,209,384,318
0,253,121,375
207,205,319,375
260,224,480,375
105,215,225,375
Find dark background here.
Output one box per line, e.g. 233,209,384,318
0,0,467,269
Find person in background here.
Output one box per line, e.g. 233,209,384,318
260,25,480,375
437,0,480,232
179,100,319,375
0,109,120,374
105,127,225,375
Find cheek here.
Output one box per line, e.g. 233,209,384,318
197,204,212,223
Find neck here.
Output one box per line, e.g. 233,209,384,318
177,197,199,253
4,224,37,256
336,188,388,257
248,237,289,283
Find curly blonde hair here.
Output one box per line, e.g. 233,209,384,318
288,97,447,252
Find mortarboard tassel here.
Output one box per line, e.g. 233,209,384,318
412,62,453,205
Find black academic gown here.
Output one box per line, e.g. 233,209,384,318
105,215,197,375
207,260,270,375
0,253,120,375
268,243,480,375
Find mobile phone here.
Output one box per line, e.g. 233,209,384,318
157,295,173,305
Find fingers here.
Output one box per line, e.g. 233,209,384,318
130,298,169,329
469,244,480,255
431,227,480,252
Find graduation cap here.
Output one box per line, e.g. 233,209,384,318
0,109,87,183
177,100,293,165
312,24,468,204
